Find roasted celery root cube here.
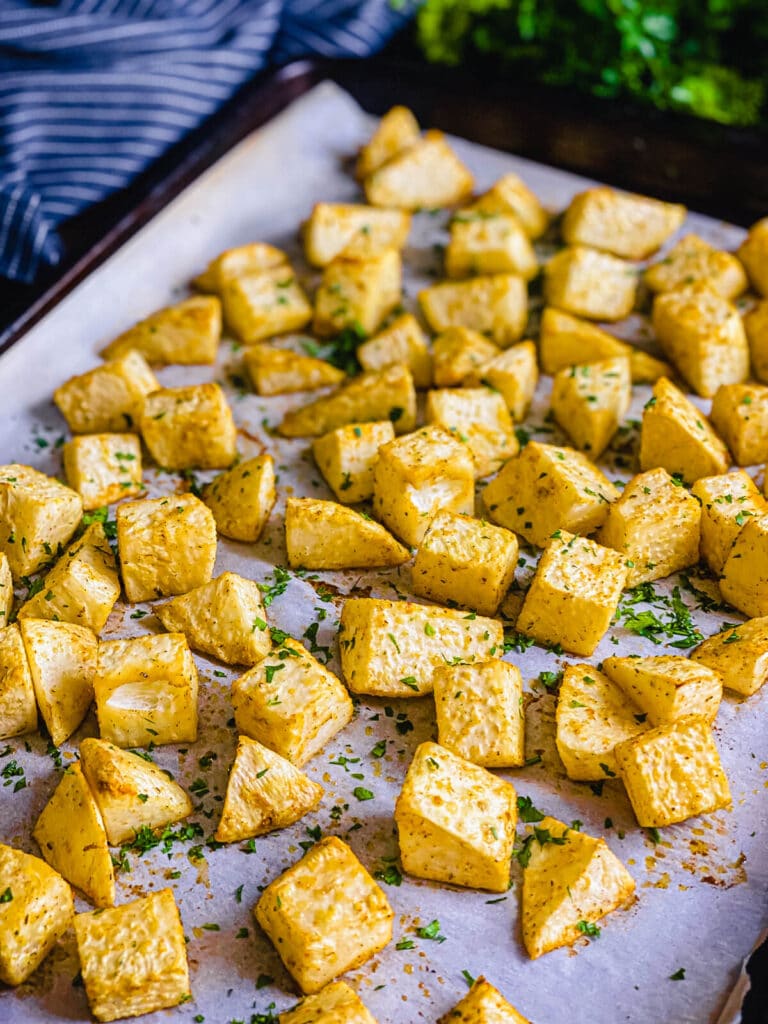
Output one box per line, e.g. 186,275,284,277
18,522,120,634
222,265,313,343
74,888,190,1022
603,655,722,726
433,659,524,767
0,552,11,626
281,982,378,1024
140,382,236,470
644,233,748,299
516,532,627,657
394,741,517,892
446,211,538,279
438,977,530,1024
556,665,649,781
652,284,749,398
314,250,401,338
53,349,159,434
562,187,686,259
0,464,83,577
426,387,518,478
79,737,192,846
116,493,217,602
94,633,198,748
473,340,538,422
203,454,275,543
544,246,637,322
255,837,393,994
470,172,549,238
101,295,221,365
312,421,395,504
372,425,475,546
691,470,766,574
244,346,345,396
692,616,768,697
193,242,288,293
639,377,730,483
597,467,701,586
355,104,420,180
412,510,518,616
62,433,143,510
482,441,618,548
280,365,416,438
364,131,473,210
339,598,502,698
550,356,631,458
285,497,409,570
156,572,271,666
215,735,323,843
521,816,635,959
0,624,37,740
20,618,96,746
431,327,500,388
33,761,115,907
709,383,768,466
304,203,410,266
615,716,731,827
419,274,528,347
720,511,768,617
745,300,768,383
357,313,432,389
0,843,73,987
738,216,768,297
232,638,353,766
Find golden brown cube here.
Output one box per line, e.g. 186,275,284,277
357,313,432,389
312,421,395,504
644,233,748,299
710,383,768,466
53,349,159,434
425,387,518,478
691,470,766,574
140,381,236,470
0,624,37,741
222,265,312,343
0,551,11,627
438,978,530,1024
550,356,631,458
720,511,768,617
745,299,768,383
419,274,528,347
280,982,379,1024
244,345,345,396
62,433,143,509
355,104,420,180
364,131,473,210
203,454,275,542
193,242,288,293
431,327,500,388
603,655,722,726
544,246,637,322
469,172,549,239
285,497,409,570
304,203,410,266
692,616,768,697
446,212,538,279
313,250,401,338
100,295,221,365
471,340,538,422
0,464,83,577
738,216,768,296
562,187,686,259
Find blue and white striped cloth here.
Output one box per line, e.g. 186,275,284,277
0,0,412,283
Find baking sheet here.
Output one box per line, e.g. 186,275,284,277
1,81,767,1024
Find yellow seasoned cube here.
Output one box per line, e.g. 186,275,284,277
692,616,768,697
395,741,517,892
521,816,635,959
710,383,768,466
280,365,416,438
285,497,409,570
194,242,288,293
94,633,198,747
446,212,538,279
550,356,631,458
255,838,393,994
556,665,649,781
691,470,766,574
0,624,37,740
431,327,500,388
280,981,379,1024
482,441,618,548
33,761,115,907
372,426,475,546
305,203,410,266
720,511,768,617
357,313,432,389
603,655,722,726
116,493,217,602
0,464,83,577
426,387,517,478
101,295,221,365
419,274,527,347
339,598,502,698
215,735,323,843
355,104,420,180
0,551,11,627
644,233,748,299
745,299,768,383
140,381,236,470
53,349,159,434
364,131,473,210
233,638,353,766
62,433,142,509
79,737,192,846
312,421,395,504
438,978,530,1024
562,187,686,259
639,376,730,483
433,659,524,767
738,217,768,296
470,340,538,422
313,250,401,338
18,522,120,634
652,284,749,398
244,346,345,396
203,454,275,542
222,265,313,343
544,246,637,322
20,618,95,745
597,467,701,586
469,172,549,239
412,510,518,616
615,716,731,827
74,888,190,1021
0,843,73,987
516,532,627,656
